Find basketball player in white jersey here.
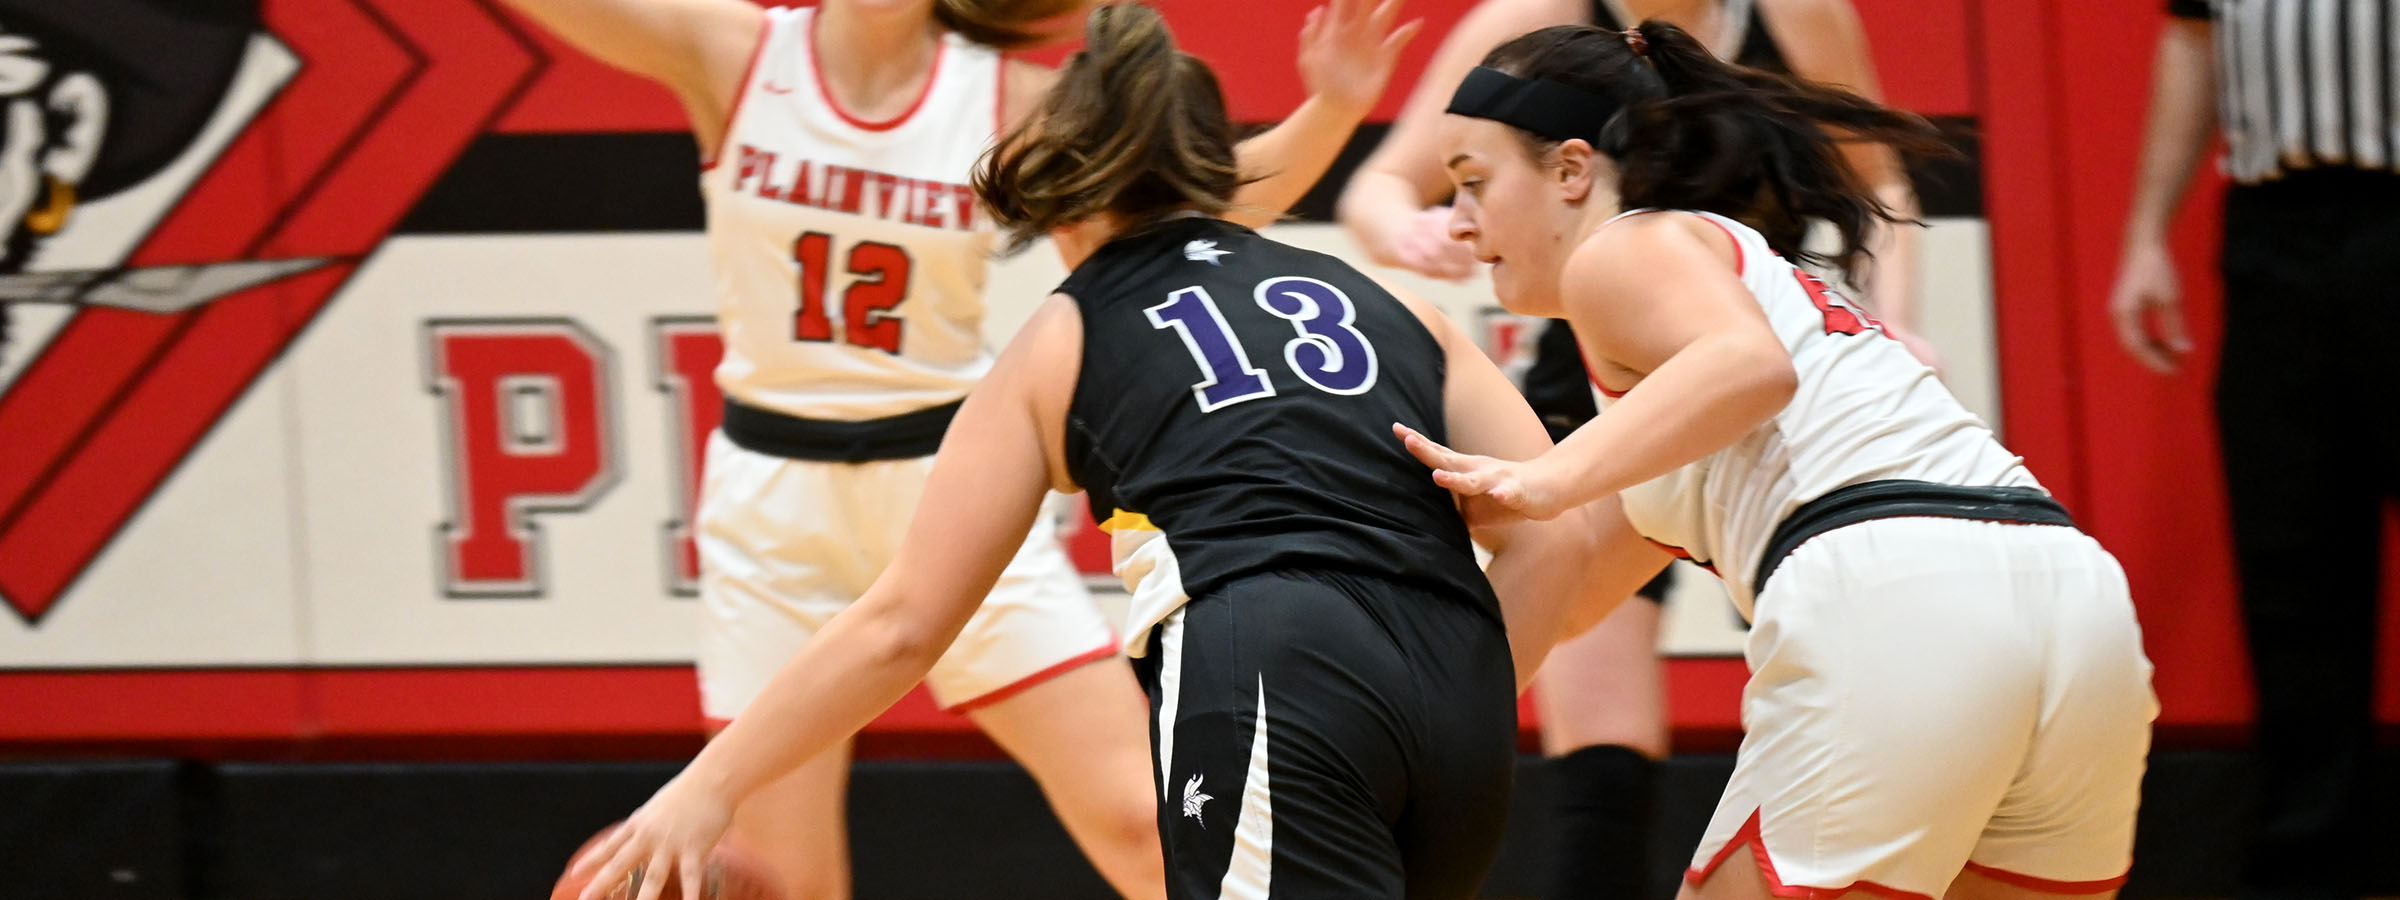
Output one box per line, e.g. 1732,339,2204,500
1339,5,1929,896
498,1,1422,897
1401,23,2158,900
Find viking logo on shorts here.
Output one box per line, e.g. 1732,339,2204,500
1181,773,1214,825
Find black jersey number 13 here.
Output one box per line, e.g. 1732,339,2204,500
1145,276,1382,412
793,231,910,354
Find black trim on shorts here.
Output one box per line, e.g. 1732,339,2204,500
1754,480,2077,597
718,397,959,462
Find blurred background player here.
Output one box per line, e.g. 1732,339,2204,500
2108,2,2400,898
1410,22,2153,900
564,7,1646,898
498,0,1418,896
1337,2,1927,896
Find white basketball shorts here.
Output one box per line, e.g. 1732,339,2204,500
693,431,1117,721
1687,517,2158,898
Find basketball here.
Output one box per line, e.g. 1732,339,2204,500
549,823,781,900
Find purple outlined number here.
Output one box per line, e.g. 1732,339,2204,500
1255,276,1379,395
1145,285,1276,411
1146,277,1387,413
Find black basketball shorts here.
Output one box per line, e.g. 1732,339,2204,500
1133,570,1518,900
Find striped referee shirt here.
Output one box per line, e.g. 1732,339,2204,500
2173,0,2400,182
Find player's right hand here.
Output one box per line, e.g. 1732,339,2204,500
1395,422,1568,522
1382,206,1478,281
573,772,736,900
2107,240,2192,374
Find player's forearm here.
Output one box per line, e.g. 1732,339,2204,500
1483,500,1669,692
2124,21,2219,245
1541,334,1796,510
682,596,950,804
501,0,680,83
1226,94,1372,228
1485,516,1612,691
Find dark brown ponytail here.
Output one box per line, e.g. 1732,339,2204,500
973,3,1241,254
1480,22,1952,277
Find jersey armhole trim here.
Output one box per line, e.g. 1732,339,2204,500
1599,208,1748,277
1580,344,1627,399
1688,213,1747,277
698,7,774,173
812,12,948,132
1585,209,1746,397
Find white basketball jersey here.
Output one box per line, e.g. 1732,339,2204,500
1590,210,2040,617
700,6,1004,421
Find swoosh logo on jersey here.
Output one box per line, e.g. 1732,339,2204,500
1184,239,1231,265
762,81,795,94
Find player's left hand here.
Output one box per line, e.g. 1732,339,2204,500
1296,0,1423,120
573,773,736,900
1393,423,1568,522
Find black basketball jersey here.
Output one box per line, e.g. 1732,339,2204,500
1057,217,1497,636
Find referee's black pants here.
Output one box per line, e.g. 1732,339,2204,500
2214,167,2400,900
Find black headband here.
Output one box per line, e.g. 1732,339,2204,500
1444,66,1623,144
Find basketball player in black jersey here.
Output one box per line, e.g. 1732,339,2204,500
566,7,1659,900
1338,4,1929,896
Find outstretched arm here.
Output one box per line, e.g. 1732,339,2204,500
999,0,1420,234
1401,214,1795,522
1386,283,1671,689
497,0,762,160
1223,0,1424,227
569,297,1087,900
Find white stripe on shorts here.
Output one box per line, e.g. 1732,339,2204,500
1155,608,1187,803
1219,678,1273,900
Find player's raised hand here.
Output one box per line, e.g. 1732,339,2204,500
574,773,734,900
1297,0,1424,119
1394,422,1567,521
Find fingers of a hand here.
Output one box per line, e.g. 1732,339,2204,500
636,849,671,900
2135,342,2177,374
1486,481,1518,508
1398,244,1461,280
2156,299,2193,352
578,846,635,900
1301,6,1322,41
1399,430,1461,471
2109,300,2152,360
679,849,705,900
1382,18,1423,56
1393,423,1438,459
1432,468,1492,496
571,825,634,877
1369,0,1403,29
1327,0,1354,29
